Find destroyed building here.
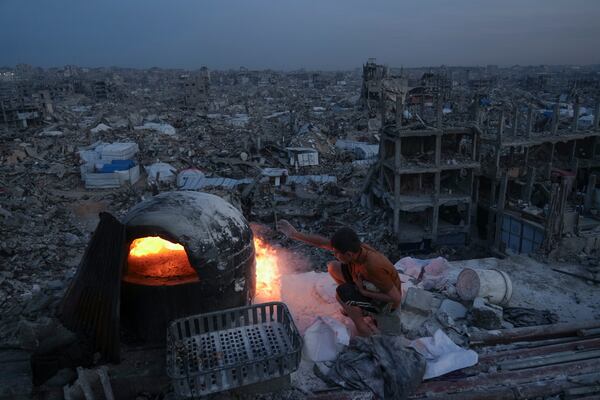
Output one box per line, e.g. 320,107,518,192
362,62,600,259
1,59,600,400
178,66,210,112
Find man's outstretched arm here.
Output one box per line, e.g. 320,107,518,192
277,219,332,251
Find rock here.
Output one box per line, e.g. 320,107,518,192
436,311,455,328
403,287,442,316
447,330,467,346
438,299,468,319
45,368,76,387
400,310,429,339
470,297,503,330
63,232,81,246
45,280,64,290
419,318,443,337
501,320,514,329
23,291,51,314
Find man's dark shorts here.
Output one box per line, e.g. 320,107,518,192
336,263,381,314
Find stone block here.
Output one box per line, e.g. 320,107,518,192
403,287,442,316
470,297,503,330
438,299,468,320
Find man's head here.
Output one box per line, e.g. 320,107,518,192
331,227,362,263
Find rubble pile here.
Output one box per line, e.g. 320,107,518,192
1,62,600,399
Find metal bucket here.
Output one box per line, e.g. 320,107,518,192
456,268,513,305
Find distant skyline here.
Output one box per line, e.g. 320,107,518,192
2,0,600,70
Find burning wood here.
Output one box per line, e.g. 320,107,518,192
253,237,281,302
127,236,196,279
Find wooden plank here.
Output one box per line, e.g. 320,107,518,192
469,320,600,345
415,357,600,395
499,349,600,371
466,337,600,375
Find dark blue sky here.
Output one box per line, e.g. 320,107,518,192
2,0,599,70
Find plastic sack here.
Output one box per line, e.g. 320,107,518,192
303,316,350,362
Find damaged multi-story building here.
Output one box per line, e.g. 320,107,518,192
178,66,210,113
364,59,600,256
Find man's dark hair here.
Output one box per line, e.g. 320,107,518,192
331,227,361,253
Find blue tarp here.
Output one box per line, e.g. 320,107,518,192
98,159,135,173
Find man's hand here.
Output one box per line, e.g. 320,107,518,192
277,219,297,239
355,274,367,295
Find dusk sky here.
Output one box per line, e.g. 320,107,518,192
2,0,600,70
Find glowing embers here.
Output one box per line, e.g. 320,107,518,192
254,237,281,302
125,236,198,285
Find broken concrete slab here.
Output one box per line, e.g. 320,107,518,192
438,299,468,320
403,287,442,316
470,297,504,330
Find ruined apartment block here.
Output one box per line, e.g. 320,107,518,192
367,86,479,248
478,99,600,255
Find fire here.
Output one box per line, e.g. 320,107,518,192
127,236,196,279
254,237,281,302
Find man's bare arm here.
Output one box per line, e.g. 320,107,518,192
356,275,402,306
277,219,332,251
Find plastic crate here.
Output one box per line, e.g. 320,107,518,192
166,302,302,397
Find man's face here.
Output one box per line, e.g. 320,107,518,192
333,249,353,264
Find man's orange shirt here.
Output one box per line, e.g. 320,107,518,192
348,244,402,293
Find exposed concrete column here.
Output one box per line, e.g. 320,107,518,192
394,137,402,169
584,174,597,212
432,171,441,243
594,102,600,130
570,140,578,164
473,95,480,125
472,130,478,161
524,166,536,204
573,97,580,132
526,105,534,138
494,174,509,251
548,142,555,180
487,179,497,243
380,87,386,128
436,95,443,129
435,134,442,167
552,103,560,135
471,170,479,228
395,94,404,129
497,111,505,144
393,174,401,234
512,104,519,135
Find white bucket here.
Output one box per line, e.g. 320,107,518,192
456,268,513,306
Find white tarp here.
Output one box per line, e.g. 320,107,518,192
145,162,176,184
410,329,478,379
90,123,112,134
134,122,176,135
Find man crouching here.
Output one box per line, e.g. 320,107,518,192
277,220,401,336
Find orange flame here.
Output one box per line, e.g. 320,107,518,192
254,237,281,302
127,236,196,279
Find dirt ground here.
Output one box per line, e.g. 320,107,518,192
449,255,600,323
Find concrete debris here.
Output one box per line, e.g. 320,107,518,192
1,60,600,399
403,287,442,316
438,299,468,320
470,297,504,330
